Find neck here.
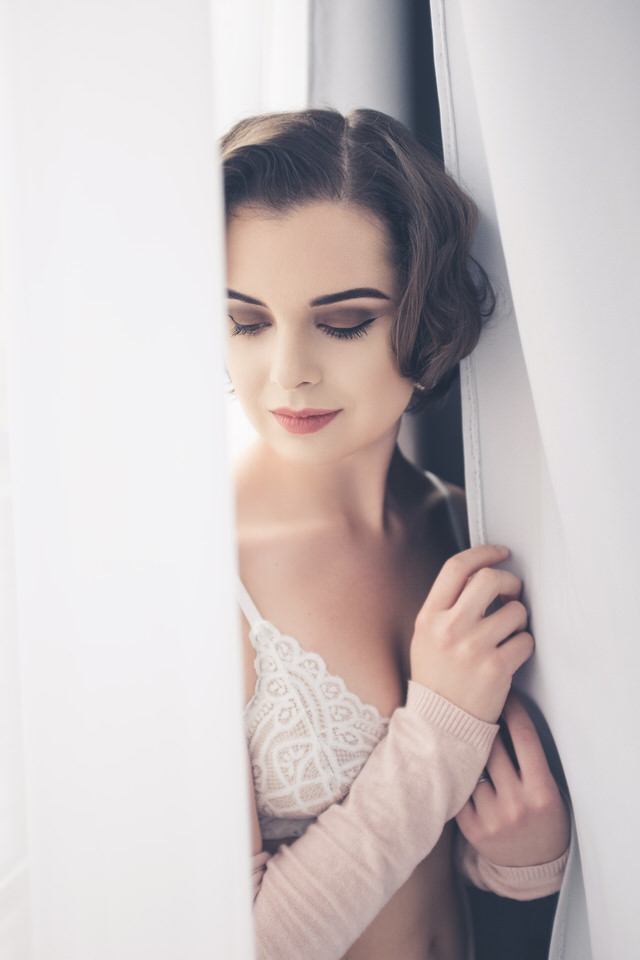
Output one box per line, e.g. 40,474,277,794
238,427,407,536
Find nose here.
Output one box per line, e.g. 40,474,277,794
269,328,321,391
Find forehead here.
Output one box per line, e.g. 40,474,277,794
225,202,397,302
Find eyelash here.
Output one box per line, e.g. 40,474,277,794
229,318,376,340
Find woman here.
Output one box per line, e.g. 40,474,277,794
222,108,570,960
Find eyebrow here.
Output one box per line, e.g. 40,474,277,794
227,289,266,306
310,288,391,306
226,287,391,307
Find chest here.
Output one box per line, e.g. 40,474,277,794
240,527,443,720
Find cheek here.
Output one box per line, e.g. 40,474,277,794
354,346,413,414
225,341,261,398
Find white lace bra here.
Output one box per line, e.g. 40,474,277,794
240,579,390,841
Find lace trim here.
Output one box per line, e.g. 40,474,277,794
243,620,389,726
244,619,390,826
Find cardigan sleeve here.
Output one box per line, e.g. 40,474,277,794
251,681,498,960
455,829,569,901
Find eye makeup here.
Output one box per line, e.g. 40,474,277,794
228,316,378,340
226,291,391,341
228,318,268,337
317,318,376,339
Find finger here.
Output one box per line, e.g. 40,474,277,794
484,729,522,790
426,545,510,610
456,568,522,621
467,777,497,819
476,600,528,646
455,798,479,834
501,693,553,783
497,631,534,674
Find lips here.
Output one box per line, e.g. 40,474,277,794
270,408,342,435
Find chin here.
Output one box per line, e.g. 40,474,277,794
265,423,402,467
266,437,351,466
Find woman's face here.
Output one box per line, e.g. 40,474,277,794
225,201,414,465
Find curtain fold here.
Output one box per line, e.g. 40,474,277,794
433,2,640,957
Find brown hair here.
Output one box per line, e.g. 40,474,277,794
221,108,494,406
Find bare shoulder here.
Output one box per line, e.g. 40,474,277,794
438,480,468,546
421,476,469,557
387,450,469,560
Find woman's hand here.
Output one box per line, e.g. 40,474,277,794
455,693,570,867
410,544,533,723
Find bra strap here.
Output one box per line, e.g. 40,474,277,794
424,470,469,552
237,574,263,626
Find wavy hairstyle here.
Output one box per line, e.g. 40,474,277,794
221,108,494,407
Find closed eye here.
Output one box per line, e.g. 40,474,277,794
229,316,377,339
229,317,267,336
318,318,376,340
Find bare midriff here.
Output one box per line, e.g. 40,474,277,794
265,822,467,960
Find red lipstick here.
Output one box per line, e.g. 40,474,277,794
271,407,341,434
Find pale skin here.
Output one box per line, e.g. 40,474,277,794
227,201,570,959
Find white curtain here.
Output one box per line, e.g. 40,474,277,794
0,1,253,957
432,2,640,958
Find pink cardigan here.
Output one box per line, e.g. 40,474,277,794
251,681,569,960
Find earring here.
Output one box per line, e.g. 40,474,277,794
413,382,426,392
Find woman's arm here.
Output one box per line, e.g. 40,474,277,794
251,681,498,960
250,688,570,960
